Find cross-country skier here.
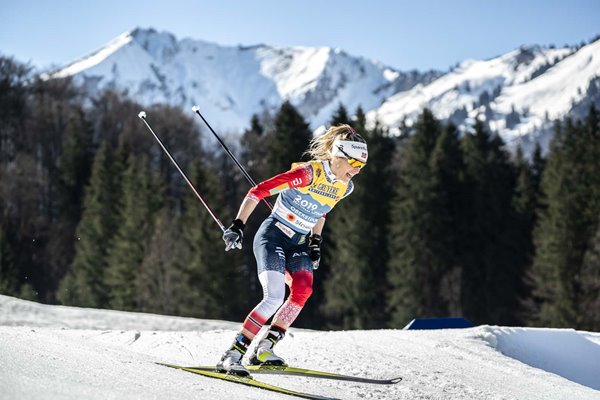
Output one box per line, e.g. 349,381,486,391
217,124,368,376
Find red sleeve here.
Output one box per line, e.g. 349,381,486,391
247,164,313,201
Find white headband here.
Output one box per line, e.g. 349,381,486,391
331,139,368,163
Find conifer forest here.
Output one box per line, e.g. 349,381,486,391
1,55,599,331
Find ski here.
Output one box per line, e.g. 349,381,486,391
177,364,402,385
248,364,403,384
157,363,339,400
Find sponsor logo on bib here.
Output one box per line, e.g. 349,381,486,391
275,221,295,238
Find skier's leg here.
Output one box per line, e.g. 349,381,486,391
240,271,285,340
272,269,313,330
218,218,286,374
250,251,313,365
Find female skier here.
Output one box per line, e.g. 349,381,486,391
217,124,368,375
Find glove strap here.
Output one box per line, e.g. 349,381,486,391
231,218,245,231
309,234,322,246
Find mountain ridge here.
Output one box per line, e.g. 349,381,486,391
49,28,600,152
48,27,439,133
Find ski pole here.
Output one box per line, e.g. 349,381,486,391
138,111,226,232
192,105,273,211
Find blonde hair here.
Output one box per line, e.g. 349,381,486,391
304,124,366,160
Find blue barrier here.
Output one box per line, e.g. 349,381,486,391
403,317,474,330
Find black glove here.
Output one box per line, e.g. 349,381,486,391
308,234,322,270
223,219,245,251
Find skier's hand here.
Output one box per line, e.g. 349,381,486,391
308,234,322,269
223,219,245,251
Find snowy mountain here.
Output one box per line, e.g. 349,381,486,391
48,28,599,152
49,28,438,134
368,39,600,153
2,294,600,400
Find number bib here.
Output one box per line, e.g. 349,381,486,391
272,160,352,234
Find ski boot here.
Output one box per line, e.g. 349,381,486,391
249,326,287,366
217,334,251,376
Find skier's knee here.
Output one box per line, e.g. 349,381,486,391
263,292,285,312
257,271,286,315
289,271,313,306
290,284,312,306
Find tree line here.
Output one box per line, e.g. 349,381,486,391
1,55,598,330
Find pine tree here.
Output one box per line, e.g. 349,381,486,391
105,154,163,311
532,106,600,328
460,120,518,325
511,147,538,323
57,142,121,307
89,90,141,148
579,107,600,330
321,178,374,329
47,111,94,300
0,224,17,295
386,110,462,327
56,110,93,220
0,73,82,302
0,152,46,302
353,106,367,132
175,160,242,320
242,115,268,179
266,101,312,175
0,55,30,163
329,103,351,126
580,219,600,330
136,206,182,315
134,104,203,203
531,143,545,194
0,57,28,297
428,123,465,315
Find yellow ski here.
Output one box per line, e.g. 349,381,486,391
157,363,339,400
178,363,402,384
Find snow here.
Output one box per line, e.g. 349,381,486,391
47,28,411,134
494,43,598,118
1,294,599,400
48,32,135,78
368,40,599,153
491,40,600,144
490,327,600,390
45,28,599,154
370,46,572,126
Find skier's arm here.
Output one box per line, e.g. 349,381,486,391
234,196,259,224
228,164,312,225
223,198,257,251
246,164,313,202
223,164,313,251
312,216,326,236
309,217,325,269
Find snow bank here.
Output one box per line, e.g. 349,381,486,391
1,295,599,400
483,326,600,390
0,294,238,331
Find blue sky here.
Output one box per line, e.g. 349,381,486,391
1,0,598,72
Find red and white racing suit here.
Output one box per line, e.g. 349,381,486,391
239,160,353,338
